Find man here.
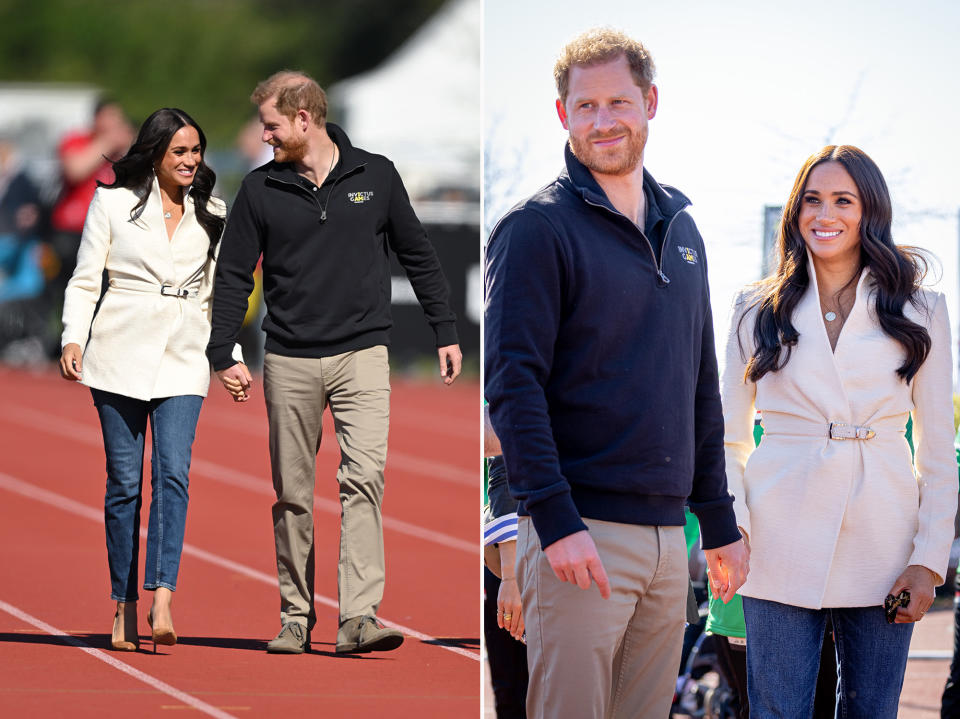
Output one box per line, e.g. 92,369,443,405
207,71,462,655
484,29,748,718
50,99,133,291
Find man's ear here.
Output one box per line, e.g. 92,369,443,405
645,84,659,120
556,98,568,130
296,109,311,131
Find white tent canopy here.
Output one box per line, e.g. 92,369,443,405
329,0,479,202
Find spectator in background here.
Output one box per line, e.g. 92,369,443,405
0,136,43,300
49,98,133,300
0,136,46,360
0,136,41,240
940,426,960,719
236,116,275,170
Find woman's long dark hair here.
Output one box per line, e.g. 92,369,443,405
742,145,930,383
99,108,224,257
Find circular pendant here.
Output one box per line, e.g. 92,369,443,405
164,211,172,219
824,311,837,322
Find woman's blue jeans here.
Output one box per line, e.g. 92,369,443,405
743,596,913,719
91,389,203,602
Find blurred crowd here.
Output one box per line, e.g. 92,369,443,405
0,98,134,364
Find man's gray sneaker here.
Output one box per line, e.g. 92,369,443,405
335,615,404,654
266,622,310,654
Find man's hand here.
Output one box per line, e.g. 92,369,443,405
438,344,462,385
59,343,83,381
543,530,611,599
704,537,749,604
889,564,939,623
215,362,253,402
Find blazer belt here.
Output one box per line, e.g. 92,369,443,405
160,284,193,298
828,422,876,440
109,278,198,298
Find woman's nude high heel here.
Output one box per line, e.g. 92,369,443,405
111,601,139,651
147,607,177,652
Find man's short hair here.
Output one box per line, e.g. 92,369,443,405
554,28,656,105
251,70,328,126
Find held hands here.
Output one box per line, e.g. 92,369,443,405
59,343,83,381
216,362,253,402
888,564,939,623
543,530,611,599
704,535,750,604
438,344,462,385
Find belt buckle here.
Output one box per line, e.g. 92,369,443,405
829,422,848,440
829,422,875,440
160,285,188,298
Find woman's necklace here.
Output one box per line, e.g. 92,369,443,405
162,198,182,220
819,276,858,323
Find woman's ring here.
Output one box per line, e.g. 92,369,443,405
503,613,513,620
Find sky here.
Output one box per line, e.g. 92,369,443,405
484,0,960,379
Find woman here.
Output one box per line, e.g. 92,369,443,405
59,108,243,652
722,145,956,717
482,402,528,718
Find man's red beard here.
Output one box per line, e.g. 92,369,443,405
568,125,646,177
271,134,308,164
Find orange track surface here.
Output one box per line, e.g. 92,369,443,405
0,365,481,718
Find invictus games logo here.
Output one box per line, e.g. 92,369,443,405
677,246,699,265
348,191,374,204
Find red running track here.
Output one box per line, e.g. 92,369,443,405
0,365,481,718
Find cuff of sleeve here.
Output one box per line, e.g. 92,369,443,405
692,503,741,550
61,337,86,352
907,551,948,587
484,512,519,546
434,321,459,348
208,344,238,372
732,504,751,542
527,490,589,550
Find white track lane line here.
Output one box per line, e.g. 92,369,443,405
1,405,477,554
0,471,480,662
0,599,238,719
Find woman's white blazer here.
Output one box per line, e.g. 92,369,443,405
722,259,956,609
62,178,228,401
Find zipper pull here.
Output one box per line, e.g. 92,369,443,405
657,270,670,286
320,210,327,223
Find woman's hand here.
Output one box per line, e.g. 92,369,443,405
59,344,83,381
497,574,524,641
889,564,939,623
497,540,524,641
215,363,253,402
